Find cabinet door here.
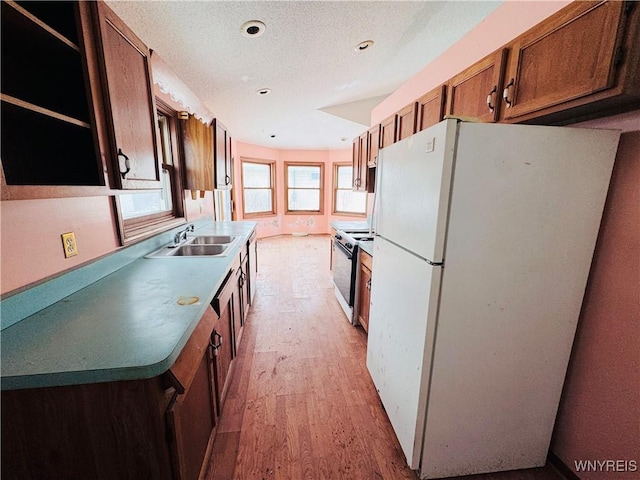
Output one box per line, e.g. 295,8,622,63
226,134,233,186
167,350,217,480
396,103,417,141
355,132,369,192
233,266,243,354
380,114,397,148
95,2,161,189
358,263,371,332
165,305,218,480
446,48,507,123
214,119,230,189
241,253,250,323
417,85,446,132
368,124,380,167
212,302,233,413
501,1,633,122
180,115,214,191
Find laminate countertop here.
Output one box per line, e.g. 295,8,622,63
1,221,256,391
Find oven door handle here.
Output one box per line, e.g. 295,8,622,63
334,241,353,260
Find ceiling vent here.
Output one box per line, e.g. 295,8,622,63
241,20,266,38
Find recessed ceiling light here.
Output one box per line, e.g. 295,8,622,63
355,40,374,52
241,20,266,38
256,88,272,96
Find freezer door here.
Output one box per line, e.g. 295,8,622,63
366,236,442,468
375,119,458,263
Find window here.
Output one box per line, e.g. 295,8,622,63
241,158,276,217
333,163,367,216
115,101,184,244
285,162,324,214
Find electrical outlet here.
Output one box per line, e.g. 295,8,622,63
61,232,78,258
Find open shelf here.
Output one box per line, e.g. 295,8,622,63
1,1,90,122
1,101,101,186
13,0,80,47
1,0,103,189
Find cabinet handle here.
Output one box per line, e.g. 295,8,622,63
117,148,131,179
366,279,371,290
210,332,223,352
503,79,514,108
225,174,231,185
486,86,497,112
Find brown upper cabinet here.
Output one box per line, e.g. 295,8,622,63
352,131,369,191
446,48,507,123
180,114,214,191
417,85,447,132
95,1,162,190
367,124,380,167
500,0,640,123
396,102,418,141
380,114,398,148
214,119,232,189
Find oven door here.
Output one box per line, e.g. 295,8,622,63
332,240,354,306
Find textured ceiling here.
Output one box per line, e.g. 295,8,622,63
105,1,502,150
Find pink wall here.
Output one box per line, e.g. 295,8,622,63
0,190,213,295
551,112,640,477
371,0,570,125
1,196,119,294
234,141,368,239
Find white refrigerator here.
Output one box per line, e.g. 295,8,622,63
367,119,620,479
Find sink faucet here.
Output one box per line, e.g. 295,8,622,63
173,224,194,245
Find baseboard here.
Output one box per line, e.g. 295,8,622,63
549,452,581,480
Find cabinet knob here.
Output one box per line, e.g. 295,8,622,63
225,174,231,185
117,149,131,179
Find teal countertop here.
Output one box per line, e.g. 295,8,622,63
1,221,256,391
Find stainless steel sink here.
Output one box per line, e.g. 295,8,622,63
172,244,229,256
188,235,237,245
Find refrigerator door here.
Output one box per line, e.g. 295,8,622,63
366,235,442,468
375,119,458,263
418,123,620,479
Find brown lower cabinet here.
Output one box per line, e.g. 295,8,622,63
1,304,221,480
356,249,373,333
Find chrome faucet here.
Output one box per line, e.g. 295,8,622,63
173,224,194,245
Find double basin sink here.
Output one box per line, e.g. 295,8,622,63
146,235,238,258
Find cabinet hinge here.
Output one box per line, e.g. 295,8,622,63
614,46,625,67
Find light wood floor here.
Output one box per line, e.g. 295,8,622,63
205,235,567,480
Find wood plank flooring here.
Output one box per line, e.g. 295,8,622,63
204,235,567,480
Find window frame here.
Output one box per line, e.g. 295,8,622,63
284,161,324,215
240,157,277,218
114,99,186,245
332,162,367,217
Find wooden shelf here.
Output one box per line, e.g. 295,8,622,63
5,0,80,51
1,94,90,129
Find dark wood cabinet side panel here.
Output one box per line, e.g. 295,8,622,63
1,379,172,480
368,124,380,167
